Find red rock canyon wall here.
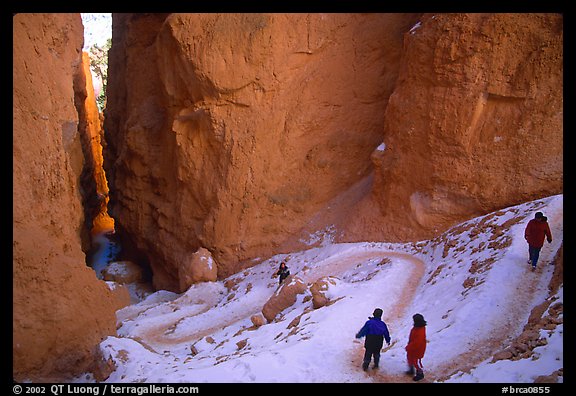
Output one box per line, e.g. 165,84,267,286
105,13,562,292
13,13,121,381
104,13,422,291
12,13,563,380
343,13,563,242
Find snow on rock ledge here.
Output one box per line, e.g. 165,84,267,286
178,247,218,292
310,276,341,309
262,275,308,323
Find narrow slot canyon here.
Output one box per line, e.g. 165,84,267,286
75,49,116,256
13,13,156,382
13,13,563,382
75,15,155,301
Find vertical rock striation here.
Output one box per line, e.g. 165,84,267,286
13,13,119,381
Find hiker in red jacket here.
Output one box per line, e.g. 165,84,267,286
524,212,552,271
405,313,427,381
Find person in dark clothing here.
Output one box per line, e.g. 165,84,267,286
524,212,552,271
276,261,290,285
355,308,391,371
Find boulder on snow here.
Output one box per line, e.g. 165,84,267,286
178,247,218,292
250,313,266,328
310,276,340,309
262,275,307,323
236,339,248,350
102,260,144,284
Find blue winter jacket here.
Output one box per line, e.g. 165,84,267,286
356,317,391,350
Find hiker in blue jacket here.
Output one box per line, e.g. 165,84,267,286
355,308,391,371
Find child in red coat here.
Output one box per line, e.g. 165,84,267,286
405,313,427,381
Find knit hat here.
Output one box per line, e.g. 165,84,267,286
373,308,383,318
413,313,427,327
535,212,544,219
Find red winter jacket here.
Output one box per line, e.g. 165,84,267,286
406,326,426,360
524,219,552,248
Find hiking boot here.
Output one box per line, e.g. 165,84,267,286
413,371,424,381
372,364,379,370
531,266,536,272
527,259,532,265
362,361,369,371
405,366,415,376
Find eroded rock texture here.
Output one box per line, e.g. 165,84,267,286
104,13,562,292
13,13,120,381
344,13,563,242
104,13,421,291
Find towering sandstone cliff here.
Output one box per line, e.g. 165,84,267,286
104,13,562,292
13,14,121,381
104,13,422,291
344,13,563,241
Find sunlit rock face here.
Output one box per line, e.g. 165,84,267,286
342,13,563,242
13,13,120,381
104,13,421,291
75,51,115,236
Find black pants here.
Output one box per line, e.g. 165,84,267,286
363,347,380,369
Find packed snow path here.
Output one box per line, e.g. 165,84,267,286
101,194,562,383
299,250,425,321
116,249,426,356
358,198,563,383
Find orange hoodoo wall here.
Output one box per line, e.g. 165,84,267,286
77,51,115,235
104,13,562,293
13,13,122,381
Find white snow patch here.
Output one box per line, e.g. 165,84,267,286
410,21,422,34
80,195,562,383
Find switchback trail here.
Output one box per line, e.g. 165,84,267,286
119,249,427,358
357,208,563,383
342,251,428,383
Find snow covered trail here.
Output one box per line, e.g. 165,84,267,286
364,195,564,383
298,249,426,324
433,197,564,382
300,250,424,284
96,194,562,383
117,248,426,356
342,252,427,383
100,246,431,382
